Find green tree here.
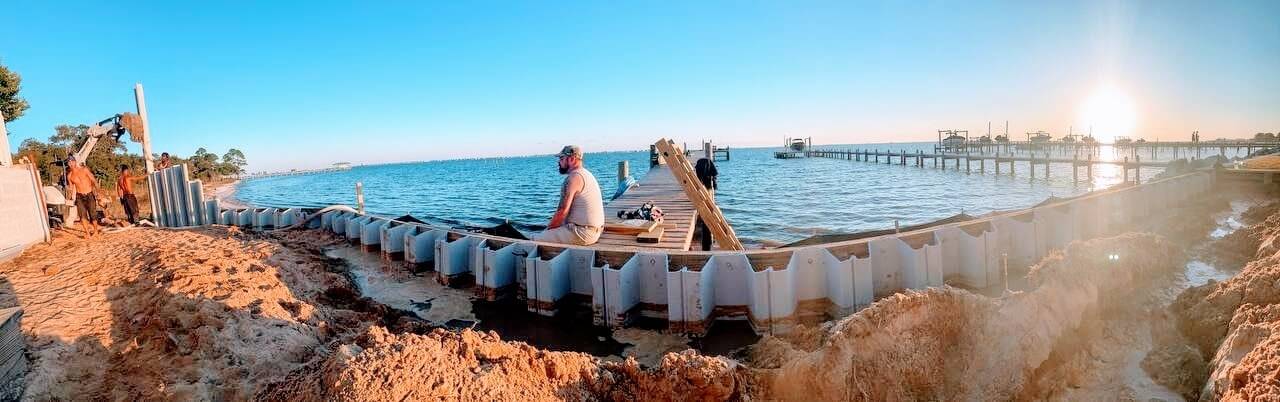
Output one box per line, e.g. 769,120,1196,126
188,147,221,179
0,63,29,122
220,148,247,175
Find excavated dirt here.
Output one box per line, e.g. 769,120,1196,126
1171,205,1280,400
259,326,746,401
752,233,1186,401
0,226,397,400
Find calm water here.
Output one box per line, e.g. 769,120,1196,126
234,142,1241,245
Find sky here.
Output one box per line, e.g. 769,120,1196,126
1,1,1277,172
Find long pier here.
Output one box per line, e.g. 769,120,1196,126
807,148,1170,183
935,140,1280,159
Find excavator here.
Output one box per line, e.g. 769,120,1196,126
45,112,148,228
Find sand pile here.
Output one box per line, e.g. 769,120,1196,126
0,227,379,400
1243,154,1280,169
1172,206,1280,400
754,233,1185,401
260,326,746,401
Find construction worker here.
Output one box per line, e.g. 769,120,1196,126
117,164,142,224
66,156,102,238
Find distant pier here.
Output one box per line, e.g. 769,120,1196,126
935,140,1280,160
807,148,1171,184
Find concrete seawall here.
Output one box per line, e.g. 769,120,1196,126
202,171,1214,335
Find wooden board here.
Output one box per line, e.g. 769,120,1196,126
596,165,699,250
636,227,665,243
603,220,659,235
654,139,744,250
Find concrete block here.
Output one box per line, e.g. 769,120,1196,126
361,218,388,249
380,221,410,256
525,247,574,316
189,181,205,226
475,241,534,299
236,209,255,227
255,208,278,229
404,225,447,266
204,200,220,226
434,233,477,279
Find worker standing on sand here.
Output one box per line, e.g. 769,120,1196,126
117,164,142,224
66,156,102,238
535,145,604,245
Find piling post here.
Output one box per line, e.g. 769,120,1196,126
0,110,9,166
617,161,630,186
1123,157,1129,183
1135,155,1141,184
1072,153,1078,183
356,182,365,215
1087,154,1093,180
995,158,1001,175
1030,155,1036,179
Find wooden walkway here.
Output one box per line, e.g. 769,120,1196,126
597,165,698,250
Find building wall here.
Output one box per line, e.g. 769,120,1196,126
0,165,49,260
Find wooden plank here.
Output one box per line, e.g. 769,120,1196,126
636,227,665,243
654,139,744,250
603,220,659,235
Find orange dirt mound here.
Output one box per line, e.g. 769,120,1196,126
0,227,373,400
1173,206,1280,400
261,325,746,401
758,233,1184,401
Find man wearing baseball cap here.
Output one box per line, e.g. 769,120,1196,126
535,145,603,245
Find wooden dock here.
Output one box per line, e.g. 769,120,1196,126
597,164,699,250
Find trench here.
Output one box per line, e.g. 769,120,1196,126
322,244,761,365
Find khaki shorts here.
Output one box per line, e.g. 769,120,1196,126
534,223,601,245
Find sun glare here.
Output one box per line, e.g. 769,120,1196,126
1077,86,1138,143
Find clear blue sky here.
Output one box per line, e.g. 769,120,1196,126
2,1,1277,172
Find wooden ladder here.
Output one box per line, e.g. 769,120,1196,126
653,138,744,250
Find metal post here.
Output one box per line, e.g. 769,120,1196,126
356,181,365,215
134,84,155,173
0,109,9,166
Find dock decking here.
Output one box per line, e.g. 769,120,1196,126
597,164,699,250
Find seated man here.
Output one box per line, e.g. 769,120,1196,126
535,145,603,245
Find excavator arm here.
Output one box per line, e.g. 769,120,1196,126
72,115,128,163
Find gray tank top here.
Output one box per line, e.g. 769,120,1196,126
566,168,604,228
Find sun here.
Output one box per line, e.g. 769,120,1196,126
1077,86,1138,143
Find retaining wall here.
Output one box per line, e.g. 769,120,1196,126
215,171,1214,335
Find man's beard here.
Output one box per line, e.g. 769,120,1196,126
558,166,569,174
